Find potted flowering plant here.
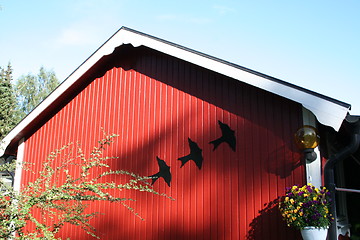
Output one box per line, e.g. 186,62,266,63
279,183,333,240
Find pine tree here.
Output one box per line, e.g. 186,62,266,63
0,63,18,139
15,67,59,119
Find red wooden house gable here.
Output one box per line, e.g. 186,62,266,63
20,44,304,239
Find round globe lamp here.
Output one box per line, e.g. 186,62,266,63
294,126,320,163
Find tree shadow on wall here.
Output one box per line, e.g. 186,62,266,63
246,198,301,240
87,212,224,240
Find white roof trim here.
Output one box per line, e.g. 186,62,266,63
0,27,350,156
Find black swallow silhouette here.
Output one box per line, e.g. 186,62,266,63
149,156,171,187
209,120,236,151
178,138,203,169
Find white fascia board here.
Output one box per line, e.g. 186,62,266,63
0,30,131,156
120,30,349,131
0,28,349,156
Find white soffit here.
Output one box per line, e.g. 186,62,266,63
0,27,350,156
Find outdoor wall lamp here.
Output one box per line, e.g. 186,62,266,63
294,125,320,163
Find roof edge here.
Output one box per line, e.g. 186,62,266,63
122,27,351,109
0,26,351,155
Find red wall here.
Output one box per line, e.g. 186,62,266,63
21,46,304,239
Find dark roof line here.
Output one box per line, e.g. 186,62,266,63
121,26,351,109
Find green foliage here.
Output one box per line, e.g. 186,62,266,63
0,134,172,239
0,63,19,139
0,64,60,139
15,67,60,119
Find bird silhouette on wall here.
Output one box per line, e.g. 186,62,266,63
178,138,203,169
149,156,172,187
209,120,236,151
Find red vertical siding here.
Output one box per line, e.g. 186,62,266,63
21,47,304,240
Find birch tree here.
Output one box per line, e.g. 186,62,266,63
15,67,60,119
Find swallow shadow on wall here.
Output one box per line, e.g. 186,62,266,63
178,138,203,170
209,120,236,151
149,156,172,187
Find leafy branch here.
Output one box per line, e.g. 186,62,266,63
0,133,173,239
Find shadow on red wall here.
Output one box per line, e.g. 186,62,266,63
246,198,301,240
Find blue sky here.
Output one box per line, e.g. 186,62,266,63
1,1,360,114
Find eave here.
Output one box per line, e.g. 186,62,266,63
0,26,351,156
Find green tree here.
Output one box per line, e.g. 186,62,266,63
15,67,59,118
0,63,19,139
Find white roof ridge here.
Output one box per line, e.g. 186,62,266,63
0,26,350,155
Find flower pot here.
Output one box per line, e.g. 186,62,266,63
300,226,328,240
